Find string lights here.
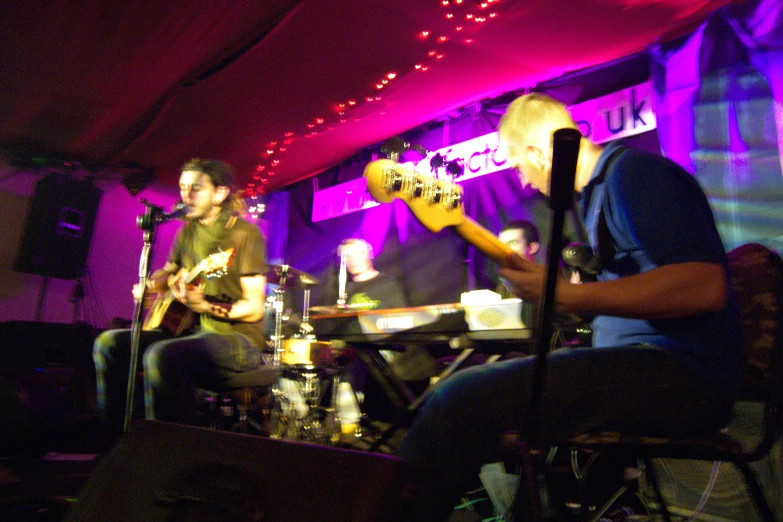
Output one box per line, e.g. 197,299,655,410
247,200,265,221
246,0,506,196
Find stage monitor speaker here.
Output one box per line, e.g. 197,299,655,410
66,420,405,522
0,367,98,458
15,173,101,280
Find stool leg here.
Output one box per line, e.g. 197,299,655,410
229,387,272,437
198,391,219,429
643,458,673,522
257,387,274,437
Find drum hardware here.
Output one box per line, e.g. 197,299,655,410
337,248,348,306
195,359,351,445
261,264,349,445
300,284,315,336
266,264,320,288
271,364,343,444
281,338,334,366
265,264,319,367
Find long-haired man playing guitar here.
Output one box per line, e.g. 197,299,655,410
93,159,268,444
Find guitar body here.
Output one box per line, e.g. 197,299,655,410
142,293,196,336
139,248,236,337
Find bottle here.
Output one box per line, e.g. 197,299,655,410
336,381,361,444
325,376,342,445
325,407,342,445
218,394,237,431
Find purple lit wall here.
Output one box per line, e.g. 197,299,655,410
652,0,783,254
0,170,180,327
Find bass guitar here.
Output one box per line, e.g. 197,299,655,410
142,248,235,336
363,159,514,266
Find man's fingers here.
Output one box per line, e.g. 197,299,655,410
506,252,525,270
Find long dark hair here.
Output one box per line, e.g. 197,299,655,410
181,158,246,215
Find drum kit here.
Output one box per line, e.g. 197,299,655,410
261,264,360,445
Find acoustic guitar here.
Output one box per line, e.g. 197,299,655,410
142,248,235,336
363,159,514,267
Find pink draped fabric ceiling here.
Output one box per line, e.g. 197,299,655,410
0,0,740,193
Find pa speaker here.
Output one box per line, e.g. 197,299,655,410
66,420,404,522
15,173,101,279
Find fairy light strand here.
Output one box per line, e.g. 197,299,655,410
247,0,505,196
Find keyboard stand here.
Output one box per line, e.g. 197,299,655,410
353,343,494,452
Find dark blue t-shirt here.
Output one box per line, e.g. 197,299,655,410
579,142,742,391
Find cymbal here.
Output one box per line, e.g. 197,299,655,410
266,264,319,288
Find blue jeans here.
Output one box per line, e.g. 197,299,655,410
396,345,736,521
93,328,261,441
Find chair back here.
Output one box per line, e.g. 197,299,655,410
726,243,783,459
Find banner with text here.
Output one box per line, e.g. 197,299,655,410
312,81,655,221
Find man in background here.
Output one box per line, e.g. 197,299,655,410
334,238,407,310
495,219,541,329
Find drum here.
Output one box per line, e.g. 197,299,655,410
281,338,334,366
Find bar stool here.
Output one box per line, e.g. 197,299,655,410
218,365,279,435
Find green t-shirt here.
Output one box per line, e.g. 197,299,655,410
169,212,267,349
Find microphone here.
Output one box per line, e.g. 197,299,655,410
136,201,188,231
562,242,601,274
155,202,189,223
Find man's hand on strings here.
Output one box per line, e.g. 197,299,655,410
170,276,206,311
498,253,548,302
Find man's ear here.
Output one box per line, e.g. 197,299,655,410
526,145,546,172
528,242,540,256
214,185,230,205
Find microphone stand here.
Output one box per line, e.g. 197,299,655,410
337,250,347,307
512,128,582,521
271,267,290,368
123,200,174,433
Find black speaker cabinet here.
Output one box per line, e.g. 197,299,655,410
15,173,101,279
66,420,405,521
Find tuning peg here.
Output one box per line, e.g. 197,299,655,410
446,159,464,178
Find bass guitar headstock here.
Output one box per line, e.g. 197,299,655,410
363,158,466,232
364,158,514,267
